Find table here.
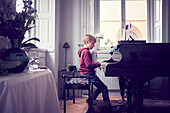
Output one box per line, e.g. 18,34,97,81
0,69,60,113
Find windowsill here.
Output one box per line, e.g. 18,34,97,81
96,49,109,54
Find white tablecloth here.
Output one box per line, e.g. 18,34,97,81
0,69,60,113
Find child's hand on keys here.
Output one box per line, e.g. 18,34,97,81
100,62,108,66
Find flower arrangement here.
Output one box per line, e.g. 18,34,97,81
0,0,40,48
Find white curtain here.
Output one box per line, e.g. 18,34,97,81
80,0,95,37
162,0,170,42
147,0,170,43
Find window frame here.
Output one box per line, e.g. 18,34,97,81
95,0,149,50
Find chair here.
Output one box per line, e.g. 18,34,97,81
62,71,92,113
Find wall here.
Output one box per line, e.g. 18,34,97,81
58,0,81,71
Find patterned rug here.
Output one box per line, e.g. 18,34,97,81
85,99,170,113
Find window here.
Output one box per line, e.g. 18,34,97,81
100,0,147,49
125,0,147,40
16,0,24,12
100,0,121,48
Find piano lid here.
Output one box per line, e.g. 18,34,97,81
119,43,170,64
105,43,170,77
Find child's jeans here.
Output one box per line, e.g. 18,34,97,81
83,72,110,101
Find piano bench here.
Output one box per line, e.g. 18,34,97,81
62,71,93,113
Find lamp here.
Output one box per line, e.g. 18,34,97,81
94,33,104,50
63,42,70,70
63,42,70,49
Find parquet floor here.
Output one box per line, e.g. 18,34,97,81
59,96,122,113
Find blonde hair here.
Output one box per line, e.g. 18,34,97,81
83,34,96,44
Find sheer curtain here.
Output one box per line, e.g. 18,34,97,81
162,0,170,42
147,0,170,43
80,0,94,37
80,0,100,38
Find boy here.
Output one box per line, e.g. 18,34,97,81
78,34,111,108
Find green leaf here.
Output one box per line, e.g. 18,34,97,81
21,43,37,48
22,37,40,45
20,26,34,37
21,37,40,48
26,17,35,28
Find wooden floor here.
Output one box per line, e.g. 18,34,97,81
59,97,87,113
59,96,122,113
59,90,170,113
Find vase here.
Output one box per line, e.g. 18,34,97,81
5,39,29,73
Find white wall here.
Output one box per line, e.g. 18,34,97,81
58,0,81,71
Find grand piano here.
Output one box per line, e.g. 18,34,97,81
104,41,170,113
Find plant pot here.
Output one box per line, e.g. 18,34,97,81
4,39,29,73
5,48,29,73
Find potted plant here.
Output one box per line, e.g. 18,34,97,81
0,0,40,73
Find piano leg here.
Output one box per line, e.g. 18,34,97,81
118,76,126,102
133,81,144,113
125,79,133,113
126,79,145,113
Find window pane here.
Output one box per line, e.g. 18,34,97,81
100,0,147,49
100,0,121,49
125,0,147,40
16,0,25,12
